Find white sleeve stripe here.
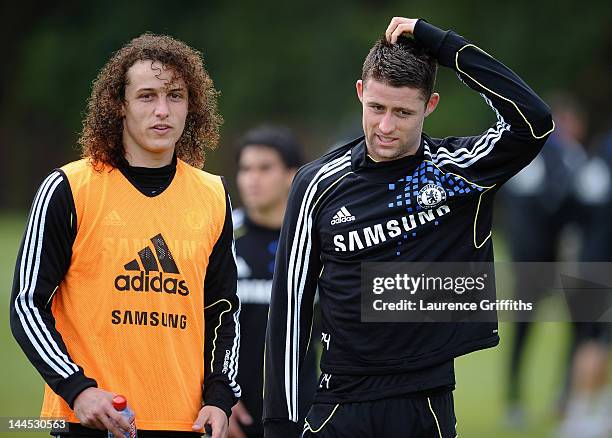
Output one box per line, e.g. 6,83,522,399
425,93,510,167
284,156,350,420
427,122,499,161
226,193,241,394
425,96,510,169
15,171,79,377
25,173,79,372
287,153,351,420
228,301,241,385
425,121,509,168
286,155,351,420
428,120,506,163
426,92,508,162
15,173,71,377
285,151,352,420
205,192,241,397
205,299,235,377
19,173,59,297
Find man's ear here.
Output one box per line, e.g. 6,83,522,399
424,92,440,118
356,79,364,103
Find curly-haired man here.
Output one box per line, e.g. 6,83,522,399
10,33,239,438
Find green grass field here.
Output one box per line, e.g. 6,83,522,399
0,212,573,437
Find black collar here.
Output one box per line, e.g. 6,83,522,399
118,154,178,197
351,138,425,183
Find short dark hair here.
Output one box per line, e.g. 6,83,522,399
236,125,304,169
362,35,438,100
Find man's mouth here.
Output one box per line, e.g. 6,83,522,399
375,134,397,146
152,124,172,134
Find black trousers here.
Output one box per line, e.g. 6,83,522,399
302,391,457,438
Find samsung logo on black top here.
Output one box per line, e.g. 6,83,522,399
333,205,451,252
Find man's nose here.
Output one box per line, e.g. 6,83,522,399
378,112,395,134
155,97,170,119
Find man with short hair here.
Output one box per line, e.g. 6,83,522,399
228,126,318,438
10,34,240,438
263,17,554,437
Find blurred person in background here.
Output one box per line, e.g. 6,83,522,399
9,34,239,438
558,128,612,438
500,94,588,428
230,126,318,438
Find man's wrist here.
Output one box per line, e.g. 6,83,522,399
202,404,230,425
203,402,232,421
203,380,235,419
413,20,467,69
413,19,448,57
55,371,98,409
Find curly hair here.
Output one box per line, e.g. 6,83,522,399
79,33,221,169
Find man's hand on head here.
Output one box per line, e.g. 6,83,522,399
73,387,130,437
385,17,419,44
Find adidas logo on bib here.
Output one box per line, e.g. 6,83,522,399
114,233,189,296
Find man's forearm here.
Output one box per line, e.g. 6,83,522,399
413,19,553,138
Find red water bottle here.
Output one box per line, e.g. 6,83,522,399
107,395,137,438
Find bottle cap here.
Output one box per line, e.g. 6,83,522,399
112,395,127,411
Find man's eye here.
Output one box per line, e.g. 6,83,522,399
398,110,411,117
371,105,384,112
139,94,153,101
169,93,184,101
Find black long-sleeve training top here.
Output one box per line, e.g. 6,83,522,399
263,19,554,436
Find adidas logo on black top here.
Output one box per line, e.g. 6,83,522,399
114,233,189,296
330,207,356,225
